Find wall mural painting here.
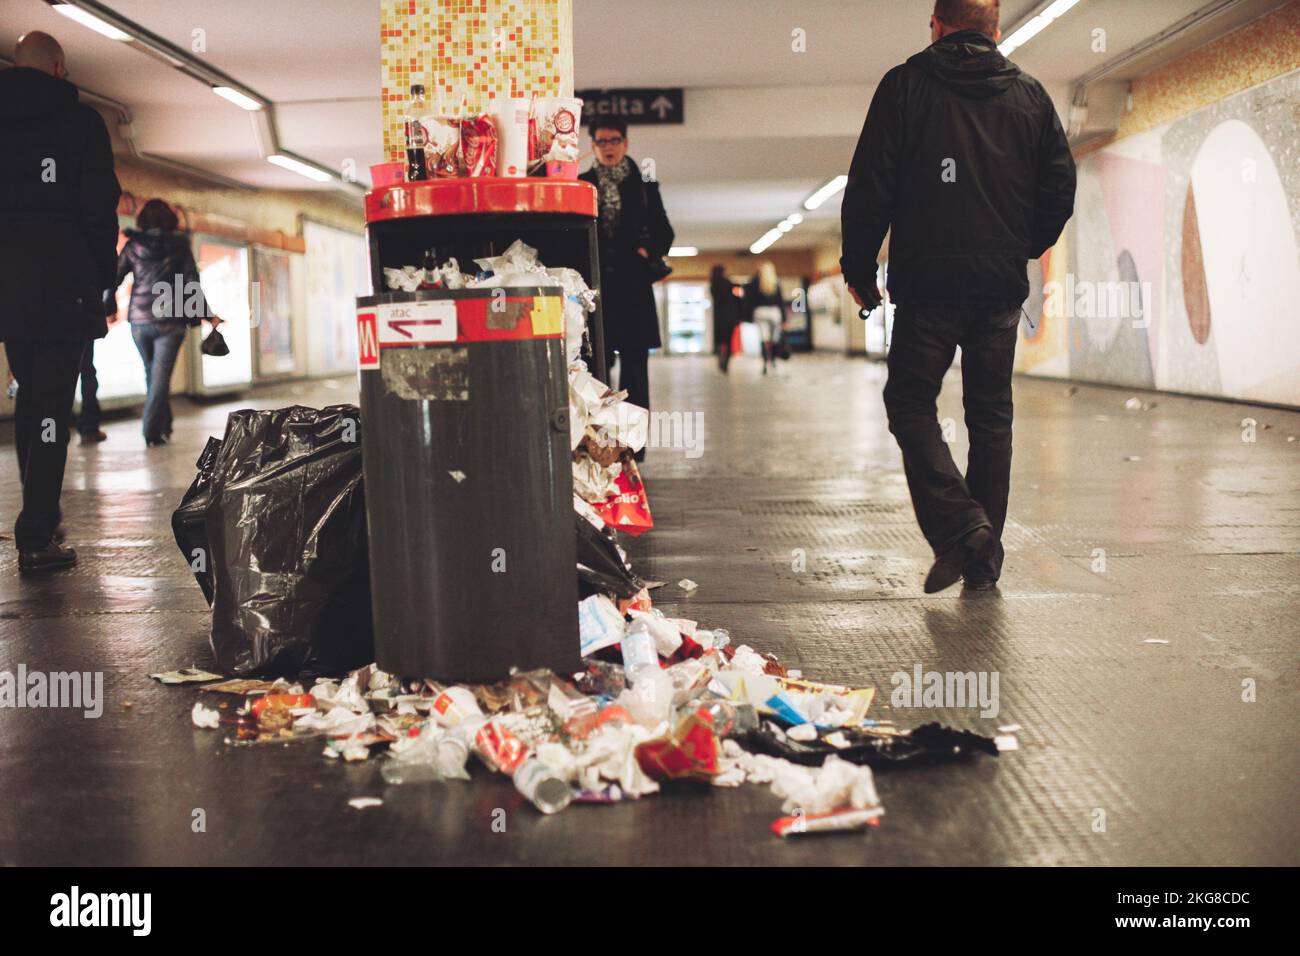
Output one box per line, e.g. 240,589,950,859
1018,69,1300,407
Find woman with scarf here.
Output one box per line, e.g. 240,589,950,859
580,117,674,460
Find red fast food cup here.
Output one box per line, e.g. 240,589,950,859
369,162,405,187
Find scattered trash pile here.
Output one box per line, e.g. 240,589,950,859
167,239,1008,837
173,644,1001,835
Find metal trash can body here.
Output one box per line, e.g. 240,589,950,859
356,287,579,681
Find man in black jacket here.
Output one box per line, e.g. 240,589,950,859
841,0,1075,593
0,32,122,574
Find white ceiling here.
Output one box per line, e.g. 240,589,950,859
0,0,1286,250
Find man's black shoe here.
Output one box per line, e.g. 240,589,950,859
924,526,994,594
963,577,998,591
79,429,107,445
19,542,77,575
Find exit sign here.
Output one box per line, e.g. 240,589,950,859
576,88,684,125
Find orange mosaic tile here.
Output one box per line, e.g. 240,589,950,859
379,0,572,161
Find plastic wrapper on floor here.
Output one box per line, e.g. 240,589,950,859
741,721,1000,768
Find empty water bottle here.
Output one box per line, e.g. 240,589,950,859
620,617,658,684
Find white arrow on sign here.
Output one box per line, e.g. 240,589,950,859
649,95,674,119
376,299,456,345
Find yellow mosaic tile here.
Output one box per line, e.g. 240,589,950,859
379,0,574,162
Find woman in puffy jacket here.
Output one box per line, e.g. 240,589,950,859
113,199,219,445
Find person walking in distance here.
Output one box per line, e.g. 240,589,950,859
75,335,110,444
744,261,787,376
709,265,742,374
112,199,221,446
840,0,1076,592
0,32,122,574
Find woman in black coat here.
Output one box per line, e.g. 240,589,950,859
709,265,741,373
579,117,674,447
113,199,220,445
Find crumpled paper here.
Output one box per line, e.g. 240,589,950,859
712,741,883,816
191,701,220,729
570,721,661,797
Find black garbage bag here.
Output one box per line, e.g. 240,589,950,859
172,436,223,605
741,721,999,769
203,404,373,678
576,513,644,599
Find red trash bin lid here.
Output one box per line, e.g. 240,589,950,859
365,178,597,222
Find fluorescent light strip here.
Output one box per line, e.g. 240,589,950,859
786,213,804,225
1040,0,1082,21
267,154,333,183
1000,0,1082,55
213,86,263,111
803,174,848,211
749,227,784,256
668,246,698,257
52,3,132,41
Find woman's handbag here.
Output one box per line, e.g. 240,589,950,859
201,328,230,357
641,251,673,283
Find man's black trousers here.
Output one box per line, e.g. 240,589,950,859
4,338,86,551
883,303,1020,572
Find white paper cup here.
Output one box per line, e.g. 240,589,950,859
492,98,531,177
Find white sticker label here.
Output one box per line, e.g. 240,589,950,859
376,299,457,346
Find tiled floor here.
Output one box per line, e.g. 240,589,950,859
1,353,1296,865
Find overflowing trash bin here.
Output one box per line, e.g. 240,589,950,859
357,284,579,681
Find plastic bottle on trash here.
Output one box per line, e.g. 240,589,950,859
620,617,658,684
438,714,487,778
689,699,758,738
711,628,731,651
405,83,429,182
513,756,573,814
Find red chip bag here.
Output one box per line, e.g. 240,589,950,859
593,461,653,536
634,709,720,782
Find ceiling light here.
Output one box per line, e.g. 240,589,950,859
786,213,804,225
51,3,131,41
668,246,698,257
803,175,848,211
749,228,784,256
777,221,793,233
213,86,263,111
1000,0,1083,55
267,154,333,183
1000,16,1051,55
1040,0,1082,20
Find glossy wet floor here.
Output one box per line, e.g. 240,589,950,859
1,354,1297,865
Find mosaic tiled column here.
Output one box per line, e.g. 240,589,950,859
380,0,574,163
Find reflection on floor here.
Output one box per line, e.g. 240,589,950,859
1,353,1296,865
